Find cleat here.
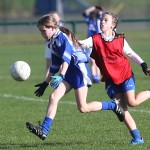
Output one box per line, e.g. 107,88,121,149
131,137,144,145
112,98,125,122
26,122,47,140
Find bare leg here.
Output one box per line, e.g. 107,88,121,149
125,90,150,107
124,111,137,130
75,86,102,112
46,81,72,119
26,81,72,139
114,93,143,144
115,93,137,130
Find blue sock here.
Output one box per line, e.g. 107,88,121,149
42,117,53,134
130,129,141,140
92,75,100,83
101,100,116,110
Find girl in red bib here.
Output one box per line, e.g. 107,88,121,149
80,12,150,145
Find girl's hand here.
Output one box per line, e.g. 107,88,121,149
50,74,64,89
141,62,150,76
34,81,49,97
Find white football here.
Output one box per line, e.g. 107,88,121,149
10,61,31,81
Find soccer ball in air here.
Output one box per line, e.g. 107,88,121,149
10,61,31,81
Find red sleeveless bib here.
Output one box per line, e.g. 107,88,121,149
91,34,132,84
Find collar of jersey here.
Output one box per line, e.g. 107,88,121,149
101,31,115,42
51,29,61,39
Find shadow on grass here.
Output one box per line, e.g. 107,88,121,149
0,141,87,149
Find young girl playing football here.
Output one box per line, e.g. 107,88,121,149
26,14,124,141
80,12,150,145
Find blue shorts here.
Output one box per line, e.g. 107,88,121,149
64,63,92,89
105,76,135,98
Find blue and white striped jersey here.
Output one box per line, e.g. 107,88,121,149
48,29,89,74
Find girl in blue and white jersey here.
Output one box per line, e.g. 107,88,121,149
26,14,124,140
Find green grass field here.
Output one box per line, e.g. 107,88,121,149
0,30,150,150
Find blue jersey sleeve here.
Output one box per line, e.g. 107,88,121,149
50,31,89,74
49,32,73,73
57,33,73,64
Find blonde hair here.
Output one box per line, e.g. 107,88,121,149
37,14,80,47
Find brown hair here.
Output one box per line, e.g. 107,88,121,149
37,14,58,28
102,12,124,38
37,14,80,47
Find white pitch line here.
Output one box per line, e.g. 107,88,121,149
128,108,150,114
0,93,150,114
0,93,76,105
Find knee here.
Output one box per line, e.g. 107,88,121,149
78,106,88,113
127,101,138,107
49,93,57,104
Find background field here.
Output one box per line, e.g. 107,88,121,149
0,0,150,149
0,29,150,150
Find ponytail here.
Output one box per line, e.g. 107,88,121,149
59,26,81,48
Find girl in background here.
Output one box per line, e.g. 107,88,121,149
83,5,104,83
